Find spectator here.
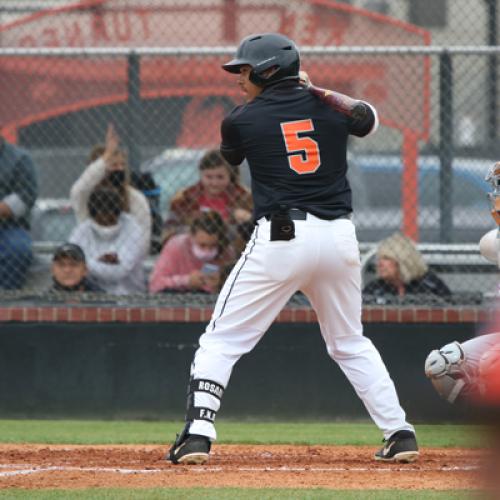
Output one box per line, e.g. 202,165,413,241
49,242,103,292
163,149,253,249
0,135,38,289
69,188,146,294
70,124,151,256
363,232,451,302
149,210,235,294
130,171,163,254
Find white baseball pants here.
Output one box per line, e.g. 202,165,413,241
189,214,414,440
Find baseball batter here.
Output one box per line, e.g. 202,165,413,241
168,33,418,465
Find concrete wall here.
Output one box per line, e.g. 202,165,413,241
0,320,477,422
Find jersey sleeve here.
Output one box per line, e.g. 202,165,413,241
220,114,245,166
348,102,379,138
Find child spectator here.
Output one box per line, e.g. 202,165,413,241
363,232,451,302
70,124,151,256
149,211,235,293
69,188,147,295
163,149,253,249
49,242,103,292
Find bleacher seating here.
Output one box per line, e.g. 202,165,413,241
17,241,498,306
360,242,498,302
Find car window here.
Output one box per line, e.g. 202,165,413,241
141,150,204,218
351,155,490,210
151,162,200,218
419,171,489,208
31,210,76,242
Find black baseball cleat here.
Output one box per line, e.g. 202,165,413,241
167,433,211,465
374,430,419,463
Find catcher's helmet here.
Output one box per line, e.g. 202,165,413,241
222,33,300,87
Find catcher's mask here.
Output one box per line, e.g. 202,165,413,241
222,33,300,88
486,162,500,225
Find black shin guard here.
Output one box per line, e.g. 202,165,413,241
185,378,225,424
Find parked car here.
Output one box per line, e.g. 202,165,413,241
139,148,205,219
348,154,492,242
28,151,494,244
141,148,493,243
31,198,76,243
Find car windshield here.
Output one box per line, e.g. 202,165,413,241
141,149,205,218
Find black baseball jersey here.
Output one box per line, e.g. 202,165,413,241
220,81,376,221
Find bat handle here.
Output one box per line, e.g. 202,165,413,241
308,84,367,119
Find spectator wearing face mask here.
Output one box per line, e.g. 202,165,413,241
149,210,235,294
69,188,147,295
69,124,151,256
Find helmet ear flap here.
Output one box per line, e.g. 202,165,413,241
249,65,279,87
248,68,265,87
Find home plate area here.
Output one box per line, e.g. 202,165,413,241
0,444,482,490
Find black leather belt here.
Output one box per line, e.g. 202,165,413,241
266,209,351,221
288,209,308,220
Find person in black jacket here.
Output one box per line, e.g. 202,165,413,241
363,232,451,302
0,135,38,289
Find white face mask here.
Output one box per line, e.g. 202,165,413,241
191,242,218,262
90,220,121,240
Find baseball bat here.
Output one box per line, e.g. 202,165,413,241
308,85,368,120
299,71,367,120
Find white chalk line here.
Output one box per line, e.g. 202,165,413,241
0,466,163,477
0,464,480,478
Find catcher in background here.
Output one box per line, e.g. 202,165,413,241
479,161,500,281
425,161,500,405
425,333,500,404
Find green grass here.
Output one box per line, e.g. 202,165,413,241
0,489,479,499
0,419,484,448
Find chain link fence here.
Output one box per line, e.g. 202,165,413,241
0,0,498,305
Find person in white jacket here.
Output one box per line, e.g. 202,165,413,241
69,187,146,295
70,124,151,256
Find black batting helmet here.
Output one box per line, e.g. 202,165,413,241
222,33,300,87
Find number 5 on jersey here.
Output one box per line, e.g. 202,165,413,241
280,119,321,174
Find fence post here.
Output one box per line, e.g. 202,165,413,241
439,50,453,243
401,130,420,242
127,51,142,171
486,0,498,144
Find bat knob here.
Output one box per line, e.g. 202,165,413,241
351,103,368,121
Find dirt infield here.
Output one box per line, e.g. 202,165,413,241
0,444,482,490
